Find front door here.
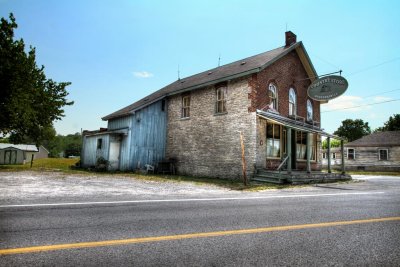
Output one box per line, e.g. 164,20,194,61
108,141,121,171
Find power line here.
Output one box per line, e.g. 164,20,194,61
347,57,400,76
362,88,400,99
321,98,400,113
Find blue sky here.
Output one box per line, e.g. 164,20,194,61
1,0,399,135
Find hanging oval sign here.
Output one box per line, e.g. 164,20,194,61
307,75,348,101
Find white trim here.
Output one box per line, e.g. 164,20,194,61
347,148,355,160
378,149,389,161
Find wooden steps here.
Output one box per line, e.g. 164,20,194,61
252,169,351,184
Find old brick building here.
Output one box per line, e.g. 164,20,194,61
82,31,348,182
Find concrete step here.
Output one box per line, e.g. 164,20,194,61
252,176,285,184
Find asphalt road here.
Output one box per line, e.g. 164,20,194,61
1,175,400,266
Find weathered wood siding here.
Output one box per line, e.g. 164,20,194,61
107,116,132,171
322,146,400,171
344,146,400,171
108,116,131,130
130,100,167,169
81,134,110,167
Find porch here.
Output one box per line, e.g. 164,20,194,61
252,169,351,184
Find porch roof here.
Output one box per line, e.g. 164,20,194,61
256,110,343,140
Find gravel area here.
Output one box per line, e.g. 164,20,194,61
0,171,243,204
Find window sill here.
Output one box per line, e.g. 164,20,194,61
180,117,190,121
214,112,228,116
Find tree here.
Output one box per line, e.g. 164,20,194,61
375,114,400,132
0,14,73,145
322,138,343,149
334,119,371,142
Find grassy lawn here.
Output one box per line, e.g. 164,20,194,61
0,158,80,172
0,158,291,191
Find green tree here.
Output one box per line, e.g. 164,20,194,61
334,119,371,142
0,14,73,145
322,138,343,149
375,114,400,132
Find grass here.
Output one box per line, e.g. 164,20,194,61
0,158,80,172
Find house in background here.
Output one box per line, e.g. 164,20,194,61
322,131,400,172
82,31,349,183
0,144,49,165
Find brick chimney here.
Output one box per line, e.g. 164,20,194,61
285,31,297,47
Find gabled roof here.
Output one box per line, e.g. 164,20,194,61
0,143,39,152
103,41,317,121
345,131,400,147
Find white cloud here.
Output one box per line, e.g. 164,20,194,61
372,96,392,102
321,95,364,112
133,71,154,78
321,95,394,113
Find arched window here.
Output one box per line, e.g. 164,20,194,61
268,83,278,110
307,99,313,121
289,88,296,116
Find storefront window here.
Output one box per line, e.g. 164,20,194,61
296,132,317,160
296,131,307,159
266,122,281,158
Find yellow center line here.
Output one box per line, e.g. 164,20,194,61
1,216,399,255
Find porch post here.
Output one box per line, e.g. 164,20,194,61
306,132,311,173
341,139,345,175
327,137,331,173
286,127,292,174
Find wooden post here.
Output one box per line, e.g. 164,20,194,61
341,139,345,175
30,154,34,168
327,137,331,173
306,133,311,173
240,131,248,186
286,127,292,174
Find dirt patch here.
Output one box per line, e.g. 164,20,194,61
0,171,241,204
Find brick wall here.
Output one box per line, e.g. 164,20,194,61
166,77,257,179
248,50,320,123
251,50,322,171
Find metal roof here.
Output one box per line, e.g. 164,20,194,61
103,41,316,121
0,143,39,152
256,110,342,139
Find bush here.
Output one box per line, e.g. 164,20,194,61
95,157,109,172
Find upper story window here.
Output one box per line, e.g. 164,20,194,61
181,95,190,118
216,86,227,113
307,99,313,121
289,88,297,116
268,83,278,110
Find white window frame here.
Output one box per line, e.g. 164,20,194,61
266,122,281,159
322,152,327,159
307,99,313,122
289,88,296,116
378,149,388,161
269,83,278,110
216,87,227,114
347,148,355,160
332,152,336,159
181,95,190,118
